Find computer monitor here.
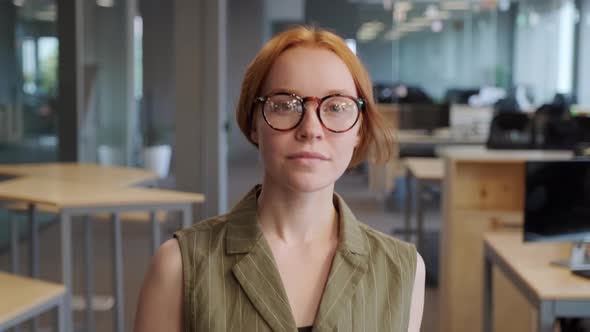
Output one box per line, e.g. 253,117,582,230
524,160,590,277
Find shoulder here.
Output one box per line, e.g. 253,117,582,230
146,238,183,289
134,239,183,331
174,213,232,254
356,222,418,274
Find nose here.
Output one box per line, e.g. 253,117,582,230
294,101,324,142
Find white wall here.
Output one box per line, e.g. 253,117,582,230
513,0,575,104
577,0,590,105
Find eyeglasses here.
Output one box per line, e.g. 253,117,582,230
254,92,365,133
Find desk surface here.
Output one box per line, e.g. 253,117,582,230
404,157,444,181
0,272,65,324
397,129,486,146
0,177,205,208
0,163,157,186
437,145,573,162
484,233,590,300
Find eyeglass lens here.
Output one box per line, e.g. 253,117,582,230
263,95,359,131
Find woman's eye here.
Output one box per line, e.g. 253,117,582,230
274,102,297,112
326,103,349,113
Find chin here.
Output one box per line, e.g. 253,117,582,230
278,171,338,194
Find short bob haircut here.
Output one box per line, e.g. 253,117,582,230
236,26,395,167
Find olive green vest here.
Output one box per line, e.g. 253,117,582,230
174,185,417,332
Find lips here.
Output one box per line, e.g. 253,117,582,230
286,151,330,160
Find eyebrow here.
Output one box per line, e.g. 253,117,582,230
265,88,356,97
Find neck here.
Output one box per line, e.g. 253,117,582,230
257,177,338,245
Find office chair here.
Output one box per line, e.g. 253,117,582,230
573,116,590,142
486,112,535,149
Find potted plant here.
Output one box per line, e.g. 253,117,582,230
97,128,126,166
142,121,172,178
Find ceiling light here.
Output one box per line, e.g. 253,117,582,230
12,0,24,6
96,0,114,7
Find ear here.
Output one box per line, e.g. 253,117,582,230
250,121,259,144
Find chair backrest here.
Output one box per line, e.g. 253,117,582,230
573,116,590,142
486,112,535,149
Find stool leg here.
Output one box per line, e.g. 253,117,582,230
112,213,125,332
84,216,95,332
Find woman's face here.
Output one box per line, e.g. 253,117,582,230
251,46,361,193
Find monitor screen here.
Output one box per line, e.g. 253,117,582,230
524,160,590,242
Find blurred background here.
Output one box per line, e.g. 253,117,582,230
1,0,590,331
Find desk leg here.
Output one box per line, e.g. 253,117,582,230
181,205,193,229
60,212,73,332
84,216,95,332
9,212,19,274
57,295,66,332
538,301,555,332
28,203,39,331
416,180,424,251
112,213,125,332
404,173,413,242
483,253,492,332
150,211,160,256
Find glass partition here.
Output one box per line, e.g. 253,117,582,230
0,0,58,163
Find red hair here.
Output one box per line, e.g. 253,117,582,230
236,26,394,166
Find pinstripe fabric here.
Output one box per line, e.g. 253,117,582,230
174,185,417,332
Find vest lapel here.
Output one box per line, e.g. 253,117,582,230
232,238,297,332
313,193,370,332
226,186,297,331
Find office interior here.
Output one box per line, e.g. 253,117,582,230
0,0,590,331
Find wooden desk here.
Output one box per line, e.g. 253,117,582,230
484,233,590,332
0,272,67,331
0,163,158,187
439,146,573,332
402,158,444,249
0,177,204,332
398,129,486,146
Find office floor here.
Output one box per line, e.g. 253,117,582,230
0,155,442,332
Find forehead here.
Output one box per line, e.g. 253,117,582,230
261,46,357,97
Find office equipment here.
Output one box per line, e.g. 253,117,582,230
483,233,590,332
449,104,494,141
397,104,447,132
524,160,590,276
486,112,536,149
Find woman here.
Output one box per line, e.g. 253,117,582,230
135,26,425,332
